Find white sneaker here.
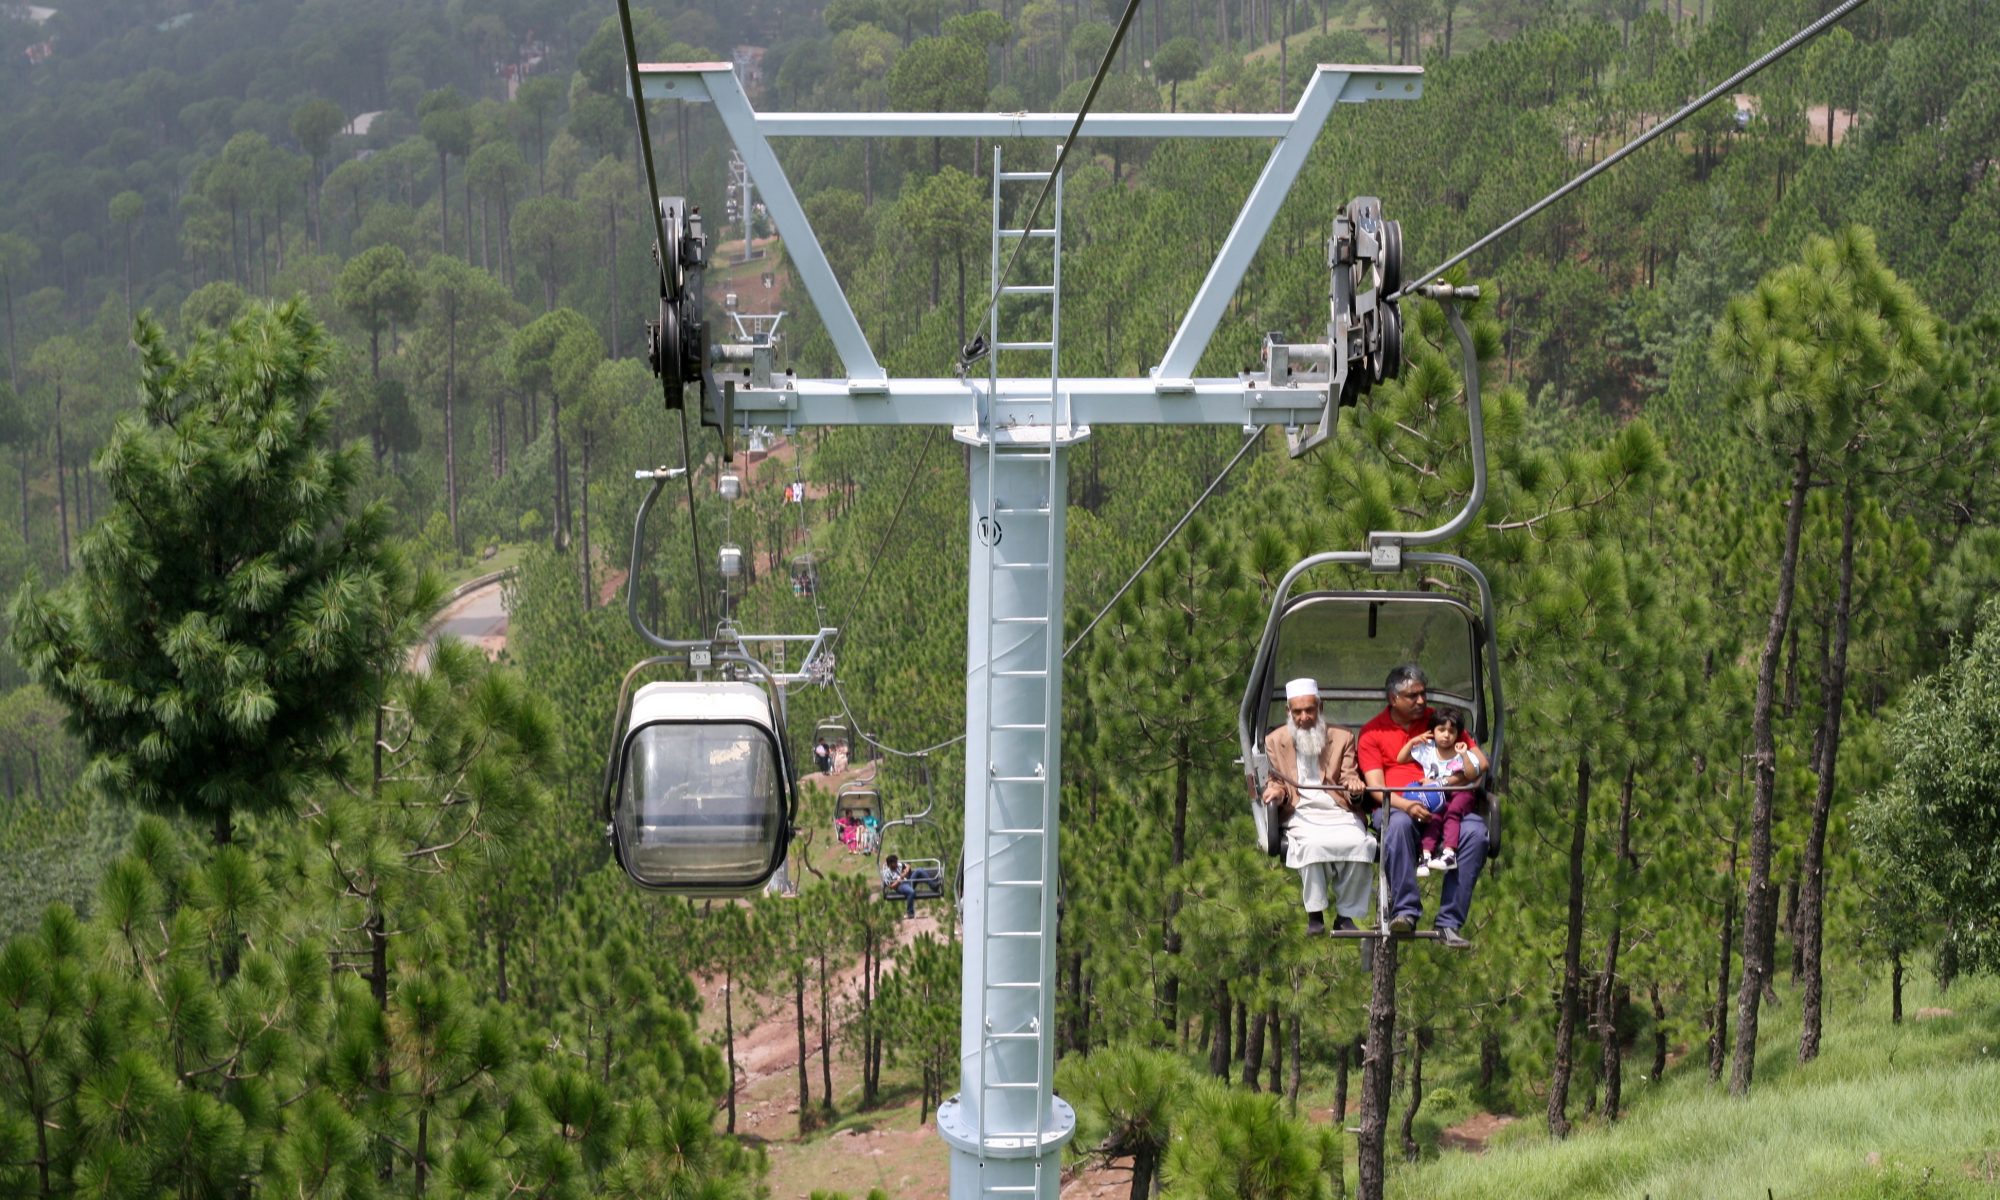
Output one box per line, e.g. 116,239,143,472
1415,856,1432,879
1438,847,1458,871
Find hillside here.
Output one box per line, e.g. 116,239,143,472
1,0,1998,1198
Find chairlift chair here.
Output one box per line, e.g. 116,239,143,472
872,759,947,904
835,778,881,852
790,552,817,597
1237,286,1509,940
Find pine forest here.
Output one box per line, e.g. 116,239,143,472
0,0,1997,1196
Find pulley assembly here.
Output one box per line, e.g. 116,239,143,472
1258,195,1407,457
646,197,708,407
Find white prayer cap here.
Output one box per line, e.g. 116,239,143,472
1284,678,1319,701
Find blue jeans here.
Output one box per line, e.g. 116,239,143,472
1374,808,1488,931
891,869,939,916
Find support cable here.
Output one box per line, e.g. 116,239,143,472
957,0,1146,374
1063,427,1263,659
1394,0,1873,301
834,426,1259,760
617,0,710,636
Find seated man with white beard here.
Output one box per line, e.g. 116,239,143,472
1259,678,1373,935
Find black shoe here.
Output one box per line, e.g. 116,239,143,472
1306,911,1327,936
1387,914,1416,936
1332,916,1357,933
1438,927,1472,950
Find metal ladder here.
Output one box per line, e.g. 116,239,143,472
970,146,1066,1196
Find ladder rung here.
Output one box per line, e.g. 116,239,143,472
991,507,1050,515
992,562,1049,570
1000,285,1055,296
995,340,1055,351
994,669,1047,678
992,617,1048,625
992,721,1047,730
989,879,1045,889
989,826,1046,837
984,1081,1043,1090
987,982,1043,992
999,228,1058,239
997,170,1054,182
983,1187,1040,1196
991,775,1044,783
988,931,1043,940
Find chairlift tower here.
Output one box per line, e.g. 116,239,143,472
726,147,755,263
634,60,1421,1199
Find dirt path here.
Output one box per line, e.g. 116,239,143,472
1438,1111,1516,1153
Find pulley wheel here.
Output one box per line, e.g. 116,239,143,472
658,299,685,398
1380,302,1404,381
1380,220,1403,297
662,207,684,299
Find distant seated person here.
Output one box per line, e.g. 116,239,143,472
881,855,937,919
832,741,850,773
1395,707,1487,877
1260,677,1374,937
835,814,856,850
813,739,832,774
1357,664,1489,950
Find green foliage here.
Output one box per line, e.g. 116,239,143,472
1854,598,2000,976
9,302,431,836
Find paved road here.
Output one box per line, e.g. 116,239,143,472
412,577,510,671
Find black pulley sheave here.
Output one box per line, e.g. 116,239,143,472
646,198,708,410
1330,196,1406,406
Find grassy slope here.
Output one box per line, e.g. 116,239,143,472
1395,970,2000,1199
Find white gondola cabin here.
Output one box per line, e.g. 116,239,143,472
610,679,794,894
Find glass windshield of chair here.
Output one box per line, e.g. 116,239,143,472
620,721,782,888
1270,596,1479,730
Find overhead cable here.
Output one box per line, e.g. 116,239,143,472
1394,0,1875,301
616,0,710,635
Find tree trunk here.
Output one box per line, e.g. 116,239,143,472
52,384,69,573
1399,1028,1425,1163
724,964,738,1132
818,949,834,1111
793,962,811,1125
1287,1012,1302,1117
1357,940,1399,1200
1208,981,1230,1077
1549,754,1590,1137
550,389,569,550
1163,742,1191,1035
1709,817,1739,1083
1798,484,1858,1063
1890,951,1903,1024
1600,763,1636,1118
1480,1028,1501,1095
438,151,450,250
1732,443,1814,1096
445,301,459,552
607,202,620,358
579,429,593,609
1638,985,1659,1086
1128,1146,1158,1200
1331,1039,1351,1199
1242,1005,1267,1091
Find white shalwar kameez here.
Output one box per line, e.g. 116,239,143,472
1285,749,1375,919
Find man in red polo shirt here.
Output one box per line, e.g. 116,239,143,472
1356,663,1488,949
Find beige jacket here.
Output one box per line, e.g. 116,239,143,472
1261,722,1365,812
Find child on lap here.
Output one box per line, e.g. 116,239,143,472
1396,708,1485,876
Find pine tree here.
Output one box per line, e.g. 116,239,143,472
9,302,429,849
